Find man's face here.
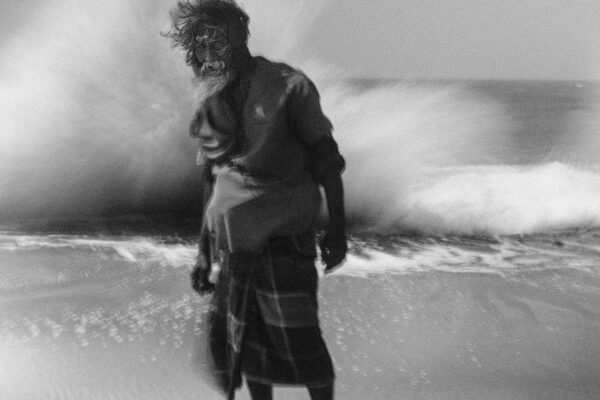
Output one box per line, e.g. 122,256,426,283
194,24,232,79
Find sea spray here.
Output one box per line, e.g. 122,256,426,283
401,162,600,234
0,0,500,221
0,0,198,218
1,0,600,235
318,81,513,228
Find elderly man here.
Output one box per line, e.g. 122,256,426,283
167,1,346,399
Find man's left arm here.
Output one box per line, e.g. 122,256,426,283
319,166,347,273
287,74,348,272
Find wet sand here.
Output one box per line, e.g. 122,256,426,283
2,242,600,399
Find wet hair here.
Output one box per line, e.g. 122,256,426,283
165,0,250,74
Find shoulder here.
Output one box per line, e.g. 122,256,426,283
253,56,317,97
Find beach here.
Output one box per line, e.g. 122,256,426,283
2,232,600,399
3,0,600,398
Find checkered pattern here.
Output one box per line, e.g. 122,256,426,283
205,239,335,398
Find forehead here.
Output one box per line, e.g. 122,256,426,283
195,22,228,43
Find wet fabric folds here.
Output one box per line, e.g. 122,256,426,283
204,238,335,398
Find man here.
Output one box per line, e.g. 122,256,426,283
167,1,347,399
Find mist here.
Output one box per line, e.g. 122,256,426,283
1,0,600,235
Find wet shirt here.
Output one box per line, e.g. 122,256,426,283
197,56,338,253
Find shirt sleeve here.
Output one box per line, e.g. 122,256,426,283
287,74,345,183
286,74,333,145
307,136,345,183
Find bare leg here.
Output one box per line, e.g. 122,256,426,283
247,379,273,400
308,384,334,400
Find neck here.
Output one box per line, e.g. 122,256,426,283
230,48,254,85
224,49,255,98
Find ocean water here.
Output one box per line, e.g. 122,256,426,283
2,0,600,398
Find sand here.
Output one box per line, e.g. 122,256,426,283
2,235,600,399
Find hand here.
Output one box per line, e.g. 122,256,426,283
190,262,215,295
319,232,347,274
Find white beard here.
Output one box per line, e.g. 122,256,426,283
195,68,234,102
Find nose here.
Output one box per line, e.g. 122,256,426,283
204,47,217,62
195,46,216,64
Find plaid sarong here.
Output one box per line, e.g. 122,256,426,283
205,238,335,399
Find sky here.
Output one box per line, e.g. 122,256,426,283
281,0,600,80
1,0,600,80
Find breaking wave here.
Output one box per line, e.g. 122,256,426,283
1,0,599,235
